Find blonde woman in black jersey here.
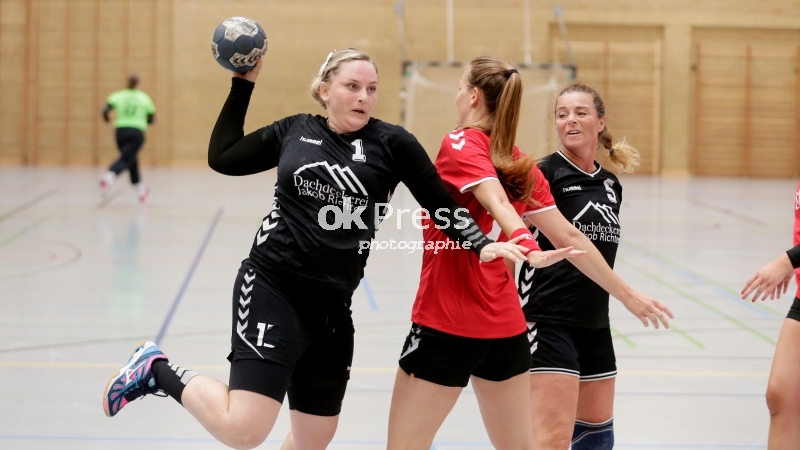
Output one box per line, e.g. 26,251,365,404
518,83,668,450
101,49,529,450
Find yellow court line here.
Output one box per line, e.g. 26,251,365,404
0,361,769,377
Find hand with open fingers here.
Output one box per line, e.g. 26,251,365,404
525,246,586,268
620,290,674,329
740,253,794,302
232,57,263,83
479,237,528,263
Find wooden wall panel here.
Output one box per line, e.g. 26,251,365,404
2,0,800,173
0,0,28,164
693,29,800,177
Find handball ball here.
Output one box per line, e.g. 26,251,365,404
211,17,268,72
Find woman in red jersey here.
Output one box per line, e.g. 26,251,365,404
741,182,800,448
387,56,672,450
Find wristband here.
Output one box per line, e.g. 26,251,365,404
787,244,800,269
511,228,540,254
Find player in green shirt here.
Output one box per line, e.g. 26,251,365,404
101,74,156,203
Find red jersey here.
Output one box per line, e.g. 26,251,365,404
411,128,557,338
794,180,800,297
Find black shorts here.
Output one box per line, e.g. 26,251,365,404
787,297,800,322
227,260,354,416
527,322,616,381
398,323,531,388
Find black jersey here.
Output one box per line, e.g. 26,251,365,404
518,151,622,329
208,78,491,292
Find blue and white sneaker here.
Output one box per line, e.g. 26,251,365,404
103,341,167,417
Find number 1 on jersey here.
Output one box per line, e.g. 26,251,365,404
351,139,366,162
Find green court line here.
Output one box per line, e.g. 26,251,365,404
617,257,777,346
0,217,49,249
0,189,57,224
610,326,636,348
667,322,705,349
621,238,782,317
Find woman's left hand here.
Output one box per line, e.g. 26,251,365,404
741,253,795,302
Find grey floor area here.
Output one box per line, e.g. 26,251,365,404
0,166,794,449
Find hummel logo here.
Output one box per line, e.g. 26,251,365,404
448,130,466,150
256,211,280,246
300,136,323,145
400,336,420,359
563,185,582,192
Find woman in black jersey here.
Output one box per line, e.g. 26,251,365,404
741,192,800,448
101,49,529,449
517,83,672,450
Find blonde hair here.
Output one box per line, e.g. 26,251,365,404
310,48,379,110
464,56,536,205
556,83,640,173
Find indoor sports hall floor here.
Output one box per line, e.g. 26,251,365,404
0,166,794,449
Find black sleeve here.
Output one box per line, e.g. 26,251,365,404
787,244,800,269
208,77,292,176
390,129,492,255
102,104,112,123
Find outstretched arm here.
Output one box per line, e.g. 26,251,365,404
529,208,673,328
470,180,584,268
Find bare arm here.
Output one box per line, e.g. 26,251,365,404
471,180,585,268
527,207,673,328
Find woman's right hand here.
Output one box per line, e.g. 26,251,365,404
232,57,263,83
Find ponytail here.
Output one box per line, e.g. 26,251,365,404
467,57,536,205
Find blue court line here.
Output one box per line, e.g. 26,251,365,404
154,207,224,346
619,240,776,318
361,275,379,310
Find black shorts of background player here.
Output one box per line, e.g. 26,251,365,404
741,205,800,448
517,83,672,450
101,48,529,450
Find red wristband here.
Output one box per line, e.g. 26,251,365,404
510,228,540,253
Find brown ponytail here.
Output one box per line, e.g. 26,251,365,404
465,56,536,204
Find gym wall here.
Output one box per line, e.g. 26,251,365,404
0,0,798,176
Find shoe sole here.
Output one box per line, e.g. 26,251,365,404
102,341,149,417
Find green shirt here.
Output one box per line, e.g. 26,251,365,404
106,89,156,131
